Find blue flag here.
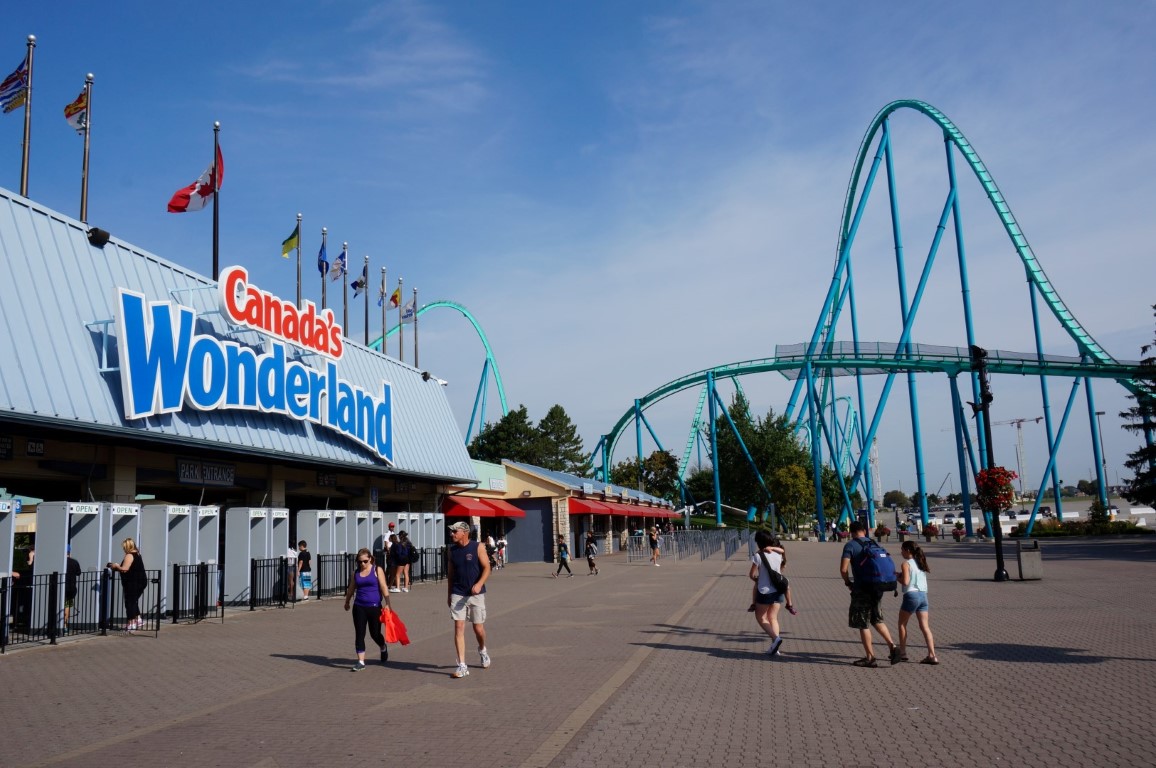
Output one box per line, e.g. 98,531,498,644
329,251,346,282
316,242,329,277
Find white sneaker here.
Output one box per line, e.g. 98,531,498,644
479,648,491,669
451,663,470,679
389,587,400,593
654,563,660,567
402,587,409,593
768,636,783,656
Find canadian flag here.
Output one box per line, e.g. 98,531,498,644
167,145,224,213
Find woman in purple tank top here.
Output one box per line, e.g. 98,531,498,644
343,548,393,672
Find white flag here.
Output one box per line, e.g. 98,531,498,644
400,298,416,324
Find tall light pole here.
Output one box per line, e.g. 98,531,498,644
1094,410,1111,515
970,345,1009,582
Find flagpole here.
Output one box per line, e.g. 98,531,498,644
380,267,387,354
320,228,328,311
398,278,404,363
362,255,370,347
342,242,350,335
79,73,93,223
212,122,220,281
413,287,419,368
293,213,303,308
19,35,35,197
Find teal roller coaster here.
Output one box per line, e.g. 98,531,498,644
592,100,1152,539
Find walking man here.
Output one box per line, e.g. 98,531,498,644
840,520,899,667
447,521,491,679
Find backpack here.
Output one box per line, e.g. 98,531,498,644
407,546,420,565
851,538,897,592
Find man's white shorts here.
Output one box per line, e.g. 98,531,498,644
449,593,486,623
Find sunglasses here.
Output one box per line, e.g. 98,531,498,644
357,559,370,564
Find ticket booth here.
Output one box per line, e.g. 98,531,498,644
405,513,422,548
193,506,220,564
268,508,290,598
101,504,142,568
33,502,102,631
316,510,334,555
371,511,384,552
420,513,436,551
354,511,370,551
0,500,16,578
333,511,350,554
140,505,192,614
223,507,270,606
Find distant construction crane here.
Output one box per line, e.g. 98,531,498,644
990,417,1043,505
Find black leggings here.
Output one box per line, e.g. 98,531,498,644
352,603,385,653
557,558,572,575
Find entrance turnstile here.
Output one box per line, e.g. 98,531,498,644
193,506,220,564
33,502,102,631
223,507,271,605
140,505,191,614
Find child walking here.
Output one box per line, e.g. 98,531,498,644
896,540,938,665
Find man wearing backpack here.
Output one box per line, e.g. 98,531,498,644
840,520,899,668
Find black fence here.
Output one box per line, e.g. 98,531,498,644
412,547,447,583
2,568,161,652
249,557,295,610
316,553,355,598
171,563,225,624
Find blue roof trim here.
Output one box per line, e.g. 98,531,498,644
504,461,671,506
0,186,476,484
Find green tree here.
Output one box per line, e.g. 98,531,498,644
1076,479,1097,496
769,464,812,534
468,405,542,465
712,394,811,515
883,490,910,509
537,404,590,475
1121,304,1156,507
610,450,681,502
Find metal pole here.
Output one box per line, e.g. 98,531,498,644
1095,410,1111,514
79,74,93,222
412,287,419,367
320,228,328,311
380,267,386,353
296,213,303,309
971,345,1009,581
19,35,35,198
398,278,404,363
212,122,220,281
341,243,349,334
363,255,370,347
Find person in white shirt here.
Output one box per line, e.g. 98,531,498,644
896,540,938,665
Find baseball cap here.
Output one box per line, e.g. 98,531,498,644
388,522,396,528
448,521,470,534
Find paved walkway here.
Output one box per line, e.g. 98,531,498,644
2,535,1155,767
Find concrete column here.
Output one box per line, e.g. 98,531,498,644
90,447,137,502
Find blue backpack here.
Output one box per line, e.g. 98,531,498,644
852,538,897,593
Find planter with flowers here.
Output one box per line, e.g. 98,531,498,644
874,524,891,543
922,523,939,542
897,522,911,542
952,521,966,541
837,522,850,541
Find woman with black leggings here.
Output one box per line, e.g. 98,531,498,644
343,548,392,671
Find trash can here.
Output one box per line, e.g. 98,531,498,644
1016,539,1042,580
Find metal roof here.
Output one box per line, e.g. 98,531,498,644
503,461,672,506
0,186,476,484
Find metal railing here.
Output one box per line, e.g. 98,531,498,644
171,563,224,623
102,568,162,635
625,530,745,565
316,553,355,598
411,547,447,583
249,557,291,610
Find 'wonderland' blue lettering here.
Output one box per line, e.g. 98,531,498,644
115,288,393,464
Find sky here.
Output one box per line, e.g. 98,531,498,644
3,1,1154,501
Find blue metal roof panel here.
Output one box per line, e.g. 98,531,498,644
0,186,476,483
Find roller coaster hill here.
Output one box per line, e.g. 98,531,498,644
587,100,1153,541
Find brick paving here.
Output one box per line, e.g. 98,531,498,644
2,535,1155,767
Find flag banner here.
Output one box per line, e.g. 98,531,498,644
388,287,401,309
317,242,329,276
351,265,368,297
377,284,387,307
281,223,300,258
63,89,88,133
401,298,416,324
0,60,28,113
167,145,225,213
329,251,347,282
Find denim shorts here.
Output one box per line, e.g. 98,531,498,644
901,590,929,613
754,589,785,606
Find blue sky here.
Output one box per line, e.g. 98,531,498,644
4,1,1154,499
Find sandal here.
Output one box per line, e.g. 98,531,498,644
852,657,878,668
919,656,940,665
786,604,798,616
747,603,755,612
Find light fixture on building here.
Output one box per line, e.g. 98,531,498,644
87,227,110,247
520,490,531,497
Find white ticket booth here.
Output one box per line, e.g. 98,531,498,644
333,511,350,554
316,510,334,555
223,507,271,606
354,511,370,551
33,502,102,631
193,506,220,564
140,505,192,614
371,511,384,551
101,504,142,568
0,500,17,578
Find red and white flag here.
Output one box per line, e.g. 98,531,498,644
167,145,224,213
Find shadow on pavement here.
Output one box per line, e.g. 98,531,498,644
948,641,1153,664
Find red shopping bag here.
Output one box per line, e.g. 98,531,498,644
380,607,410,645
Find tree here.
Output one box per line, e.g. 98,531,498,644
537,404,590,475
769,464,811,534
1076,479,1097,496
1121,304,1156,507
610,450,681,502
468,406,542,465
883,490,910,509
711,394,812,515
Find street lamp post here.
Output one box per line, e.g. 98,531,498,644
970,345,1010,582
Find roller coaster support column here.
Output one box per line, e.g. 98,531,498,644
707,371,722,527
1083,379,1109,511
971,345,1009,582
635,399,644,493
948,374,976,537
804,363,827,532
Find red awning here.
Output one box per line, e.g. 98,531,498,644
479,499,526,518
443,496,526,518
569,497,678,518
